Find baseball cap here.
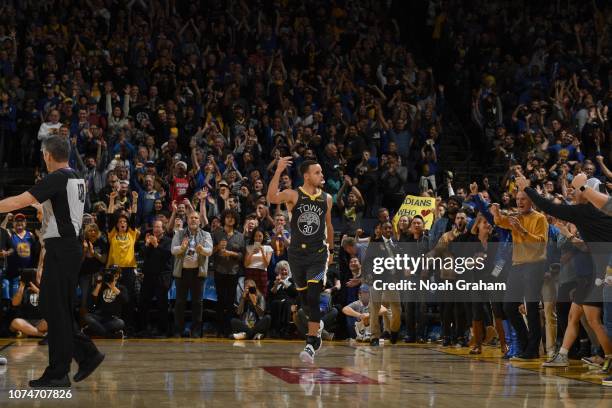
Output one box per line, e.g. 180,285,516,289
13,213,26,221
218,180,229,188
359,284,370,293
175,161,187,169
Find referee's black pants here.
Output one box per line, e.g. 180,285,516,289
40,239,99,378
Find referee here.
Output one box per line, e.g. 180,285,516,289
0,136,104,388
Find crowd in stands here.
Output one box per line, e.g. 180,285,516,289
0,0,611,385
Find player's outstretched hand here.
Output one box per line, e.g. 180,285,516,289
276,156,293,174
571,172,587,190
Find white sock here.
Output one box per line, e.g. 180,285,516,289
559,347,569,356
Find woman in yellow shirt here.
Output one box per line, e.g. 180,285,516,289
106,190,140,334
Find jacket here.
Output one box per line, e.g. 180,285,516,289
171,228,213,278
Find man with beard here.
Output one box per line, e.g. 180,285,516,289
267,158,334,363
368,221,402,346
78,156,105,209
429,209,472,346
402,216,430,343
429,195,463,247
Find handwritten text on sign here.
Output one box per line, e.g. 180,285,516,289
392,195,435,229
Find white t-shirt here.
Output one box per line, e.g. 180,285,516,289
245,244,273,270
37,122,62,141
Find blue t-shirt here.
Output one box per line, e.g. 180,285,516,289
548,144,583,163
9,231,36,275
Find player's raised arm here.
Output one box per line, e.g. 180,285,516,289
267,156,297,205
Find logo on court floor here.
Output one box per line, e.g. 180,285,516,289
263,366,378,384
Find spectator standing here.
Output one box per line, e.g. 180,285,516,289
171,212,213,337
212,209,245,337
139,220,173,337
105,191,140,334
492,190,548,361
244,229,273,298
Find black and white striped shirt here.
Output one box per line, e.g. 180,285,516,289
28,168,85,241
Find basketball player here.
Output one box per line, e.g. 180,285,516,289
267,157,334,363
0,136,103,387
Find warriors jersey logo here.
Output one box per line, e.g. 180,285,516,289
16,242,31,258
136,111,150,126
297,211,320,236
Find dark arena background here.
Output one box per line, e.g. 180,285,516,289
0,0,611,406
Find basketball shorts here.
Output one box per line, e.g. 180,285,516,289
288,244,328,290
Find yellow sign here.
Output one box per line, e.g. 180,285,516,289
392,195,436,230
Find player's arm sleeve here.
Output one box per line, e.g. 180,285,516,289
524,187,576,222
28,172,64,203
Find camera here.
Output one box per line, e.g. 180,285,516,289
598,183,607,194
100,266,121,284
103,270,115,283
248,287,257,294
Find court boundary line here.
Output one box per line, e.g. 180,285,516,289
0,341,15,353
429,344,605,386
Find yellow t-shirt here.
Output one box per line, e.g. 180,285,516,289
496,210,548,265
107,228,138,268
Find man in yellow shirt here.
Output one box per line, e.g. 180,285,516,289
491,190,548,361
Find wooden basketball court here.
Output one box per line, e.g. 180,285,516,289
0,338,610,407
